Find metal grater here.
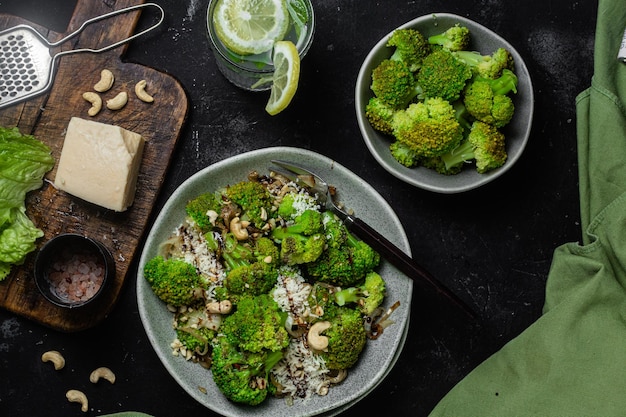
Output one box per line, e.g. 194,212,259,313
0,2,164,109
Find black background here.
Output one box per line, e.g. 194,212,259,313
0,0,597,416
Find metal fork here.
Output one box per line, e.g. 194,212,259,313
270,160,476,319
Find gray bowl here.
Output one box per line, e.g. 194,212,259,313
355,13,534,193
137,147,412,417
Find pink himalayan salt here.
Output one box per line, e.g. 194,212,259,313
47,249,105,303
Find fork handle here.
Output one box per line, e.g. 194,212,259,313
343,215,476,319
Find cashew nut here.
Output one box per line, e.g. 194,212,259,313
206,300,232,314
89,366,116,384
106,91,128,110
93,69,115,93
230,217,250,240
134,79,154,103
307,321,331,351
41,350,65,370
82,92,102,116
66,389,88,412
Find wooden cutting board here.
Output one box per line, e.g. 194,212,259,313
0,0,188,332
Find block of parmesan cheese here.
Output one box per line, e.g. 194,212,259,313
54,117,145,212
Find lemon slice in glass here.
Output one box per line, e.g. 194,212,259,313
265,41,300,115
213,0,290,55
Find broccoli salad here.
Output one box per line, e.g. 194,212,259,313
143,170,398,406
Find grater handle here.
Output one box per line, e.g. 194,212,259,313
50,2,164,55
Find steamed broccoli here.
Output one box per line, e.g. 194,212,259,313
427,24,470,51
389,140,420,168
419,154,464,175
453,47,514,79
334,271,386,315
320,211,348,249
220,294,289,352
185,191,222,232
206,232,279,299
416,48,473,101
210,336,283,405
463,69,518,128
386,28,432,71
365,96,398,135
370,59,421,109
391,98,465,158
143,256,203,307
307,225,380,287
224,180,273,228
219,294,290,353
276,190,320,220
316,306,367,370
441,121,507,173
272,209,326,265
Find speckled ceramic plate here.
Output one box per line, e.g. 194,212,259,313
355,13,534,193
137,147,412,417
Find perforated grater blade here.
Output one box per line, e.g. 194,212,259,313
0,2,164,109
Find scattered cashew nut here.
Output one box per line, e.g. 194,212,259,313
66,389,88,412
41,350,65,370
82,92,102,116
134,79,154,103
106,91,128,110
206,300,232,314
230,217,250,240
93,69,115,93
89,366,116,384
307,321,331,351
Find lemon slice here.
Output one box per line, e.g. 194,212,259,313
265,41,300,115
213,0,290,55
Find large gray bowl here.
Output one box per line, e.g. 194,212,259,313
137,147,412,417
355,13,534,193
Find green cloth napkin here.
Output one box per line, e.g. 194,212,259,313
430,1,626,416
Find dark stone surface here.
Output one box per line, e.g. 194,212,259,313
0,1,597,415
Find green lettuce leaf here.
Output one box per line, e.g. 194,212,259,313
0,127,54,281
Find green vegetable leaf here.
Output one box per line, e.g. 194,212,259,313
287,0,309,38
0,127,54,281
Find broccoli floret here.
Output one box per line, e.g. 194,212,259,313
207,233,279,298
210,336,283,405
419,155,464,175
427,24,470,51
463,69,518,128
219,294,290,353
307,227,380,287
386,28,432,71
280,209,324,235
320,211,348,249
272,209,326,265
185,192,222,232
365,96,398,135
391,98,465,158
454,47,515,79
441,121,507,173
390,140,420,168
416,49,473,101
276,190,320,220
225,180,273,228
317,306,367,370
370,59,422,109
143,256,203,307
334,271,387,315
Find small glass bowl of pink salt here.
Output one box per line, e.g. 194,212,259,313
34,234,115,308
